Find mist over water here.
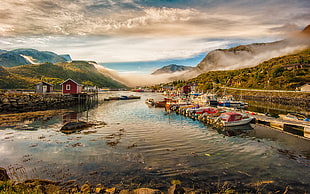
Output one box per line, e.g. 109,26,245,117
95,64,188,87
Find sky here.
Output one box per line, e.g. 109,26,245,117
1,0,310,73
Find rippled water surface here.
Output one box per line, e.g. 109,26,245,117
1,92,310,192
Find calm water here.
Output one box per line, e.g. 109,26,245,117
0,91,310,192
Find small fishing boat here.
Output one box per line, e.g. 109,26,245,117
145,98,154,106
215,112,254,127
154,100,166,107
105,95,141,101
217,95,247,108
279,112,309,121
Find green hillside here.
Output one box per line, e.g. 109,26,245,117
1,61,126,89
0,66,34,89
165,48,310,91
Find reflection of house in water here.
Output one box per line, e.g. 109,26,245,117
62,112,82,123
35,82,53,94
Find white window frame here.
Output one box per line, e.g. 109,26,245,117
66,84,71,90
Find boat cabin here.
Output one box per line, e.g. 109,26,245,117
60,78,83,94
220,112,243,122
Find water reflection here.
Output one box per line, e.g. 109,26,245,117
216,124,254,137
246,99,310,118
62,112,81,124
0,92,309,193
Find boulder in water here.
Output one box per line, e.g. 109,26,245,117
60,121,93,134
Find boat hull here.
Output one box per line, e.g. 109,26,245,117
222,117,254,127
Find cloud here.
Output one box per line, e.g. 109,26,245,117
1,35,230,63
1,0,309,37
1,0,309,69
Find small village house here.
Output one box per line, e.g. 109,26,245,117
35,81,53,94
60,78,83,94
182,85,191,95
300,84,310,92
83,86,99,93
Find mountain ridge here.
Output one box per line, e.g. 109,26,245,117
183,48,310,91
0,48,70,67
176,25,310,80
151,64,194,75
0,61,126,89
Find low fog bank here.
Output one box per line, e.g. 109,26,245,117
198,44,308,71
94,64,187,87
94,28,310,87
187,31,310,79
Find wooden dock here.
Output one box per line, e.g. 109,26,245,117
252,113,310,139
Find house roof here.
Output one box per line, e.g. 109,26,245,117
36,81,53,86
59,78,83,86
301,83,310,87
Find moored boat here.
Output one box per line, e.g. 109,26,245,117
217,95,247,108
215,112,254,127
105,95,141,101
154,100,166,107
145,98,155,106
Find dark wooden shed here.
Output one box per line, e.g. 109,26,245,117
35,81,53,94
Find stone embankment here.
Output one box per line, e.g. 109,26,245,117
0,93,85,113
224,88,310,108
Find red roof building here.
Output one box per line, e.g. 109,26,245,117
182,85,191,94
60,79,83,94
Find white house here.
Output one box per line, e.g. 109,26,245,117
300,84,310,92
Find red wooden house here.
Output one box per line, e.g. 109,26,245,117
182,85,191,94
60,78,83,94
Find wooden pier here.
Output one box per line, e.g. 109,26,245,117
252,113,310,139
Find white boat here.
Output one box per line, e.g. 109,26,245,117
217,95,247,108
216,112,254,127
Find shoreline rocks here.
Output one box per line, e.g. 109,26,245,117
60,120,107,134
0,93,97,114
0,167,10,181
223,89,310,108
60,121,94,134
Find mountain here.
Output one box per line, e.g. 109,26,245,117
185,48,310,91
183,25,310,79
0,48,70,67
0,51,30,67
60,54,72,61
151,64,194,75
1,61,126,89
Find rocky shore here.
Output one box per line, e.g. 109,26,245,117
0,167,265,194
223,88,310,108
